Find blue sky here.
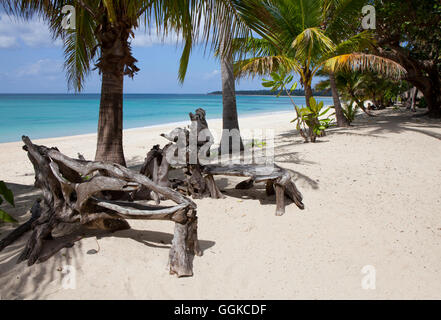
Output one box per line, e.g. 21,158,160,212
0,13,312,94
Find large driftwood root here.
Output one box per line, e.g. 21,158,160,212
0,136,200,277
158,108,304,215
158,108,225,200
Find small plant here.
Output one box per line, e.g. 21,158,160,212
246,139,267,149
291,97,333,142
341,101,359,123
0,181,16,223
262,70,333,142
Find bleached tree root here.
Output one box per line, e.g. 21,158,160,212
158,108,305,215
0,136,200,277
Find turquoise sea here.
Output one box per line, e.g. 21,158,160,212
0,94,333,143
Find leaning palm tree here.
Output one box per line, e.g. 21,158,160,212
2,0,249,165
232,0,405,128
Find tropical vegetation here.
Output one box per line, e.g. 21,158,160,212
2,0,250,164
0,0,438,159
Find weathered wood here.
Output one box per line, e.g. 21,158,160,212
205,175,225,199
265,180,275,196
203,164,304,215
159,108,220,200
274,183,285,216
0,136,200,277
235,178,254,190
158,108,304,215
169,209,201,277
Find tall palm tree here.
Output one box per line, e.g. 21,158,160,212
218,28,246,154
232,0,405,126
220,41,244,153
3,0,249,165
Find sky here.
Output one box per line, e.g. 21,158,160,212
0,12,312,94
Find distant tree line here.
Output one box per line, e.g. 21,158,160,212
208,89,332,96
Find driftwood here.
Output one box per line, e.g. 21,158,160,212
0,136,201,277
203,164,304,216
142,108,224,199
143,108,305,215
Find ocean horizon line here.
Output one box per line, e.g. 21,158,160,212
0,94,334,143
0,93,332,98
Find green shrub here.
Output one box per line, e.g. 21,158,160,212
340,102,359,123
262,71,333,142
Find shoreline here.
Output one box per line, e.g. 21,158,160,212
0,109,296,145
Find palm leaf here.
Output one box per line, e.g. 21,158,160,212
292,27,336,63
234,55,301,78
324,53,407,79
0,209,17,223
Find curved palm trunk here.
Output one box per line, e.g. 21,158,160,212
95,71,126,166
304,83,319,142
329,71,349,127
219,47,243,155
304,83,313,108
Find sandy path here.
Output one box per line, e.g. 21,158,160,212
0,108,440,299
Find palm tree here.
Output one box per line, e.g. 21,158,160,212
3,0,249,165
316,70,371,116
232,0,405,128
218,30,245,154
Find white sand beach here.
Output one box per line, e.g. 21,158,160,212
1,108,441,299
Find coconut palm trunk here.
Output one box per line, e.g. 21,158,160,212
219,42,243,154
303,82,319,142
95,71,126,166
93,23,133,166
304,83,313,108
329,71,349,126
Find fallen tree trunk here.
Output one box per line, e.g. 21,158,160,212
0,136,201,277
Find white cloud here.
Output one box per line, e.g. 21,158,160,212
203,69,220,80
16,59,63,77
131,27,181,48
0,35,18,48
0,14,191,49
0,14,61,48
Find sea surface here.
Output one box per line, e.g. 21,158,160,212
0,94,333,143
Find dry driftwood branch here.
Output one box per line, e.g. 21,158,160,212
203,164,304,215
0,136,201,277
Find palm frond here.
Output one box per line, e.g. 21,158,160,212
234,55,300,78
324,53,407,79
291,27,335,62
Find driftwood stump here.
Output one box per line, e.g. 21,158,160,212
0,136,201,277
140,108,224,199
